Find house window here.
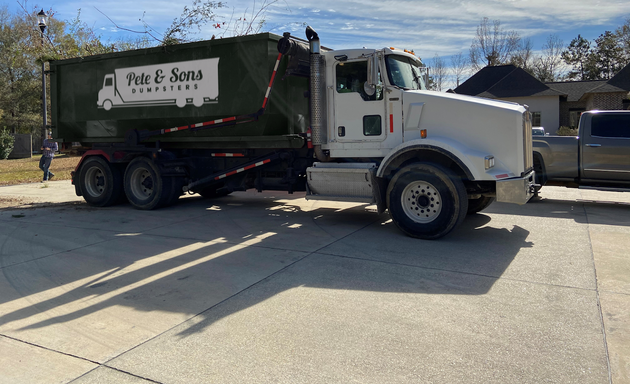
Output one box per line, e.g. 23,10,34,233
531,112,541,127
569,109,584,128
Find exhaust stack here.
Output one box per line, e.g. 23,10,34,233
306,27,330,162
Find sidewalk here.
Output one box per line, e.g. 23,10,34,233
0,180,86,210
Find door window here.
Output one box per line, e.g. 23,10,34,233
336,61,382,101
363,115,382,136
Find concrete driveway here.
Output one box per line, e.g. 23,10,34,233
0,181,628,383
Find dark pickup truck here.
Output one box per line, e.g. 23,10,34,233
533,110,630,192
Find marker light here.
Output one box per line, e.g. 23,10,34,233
420,129,427,139
485,156,495,169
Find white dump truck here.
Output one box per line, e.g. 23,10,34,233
52,27,536,239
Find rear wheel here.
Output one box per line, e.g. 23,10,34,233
164,177,185,207
467,196,495,215
78,156,124,207
387,163,468,240
124,157,171,210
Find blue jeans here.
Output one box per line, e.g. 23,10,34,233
39,156,53,181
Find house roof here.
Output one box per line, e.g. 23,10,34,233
454,65,564,98
455,63,630,102
607,63,630,90
545,63,630,101
545,80,606,102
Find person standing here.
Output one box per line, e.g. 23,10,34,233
40,132,58,182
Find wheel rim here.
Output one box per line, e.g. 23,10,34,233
129,167,154,200
401,180,442,223
85,167,105,197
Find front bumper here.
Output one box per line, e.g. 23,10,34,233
496,170,536,205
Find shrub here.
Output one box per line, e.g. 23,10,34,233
556,126,579,136
0,128,15,159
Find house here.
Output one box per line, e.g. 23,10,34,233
453,63,630,133
546,64,630,127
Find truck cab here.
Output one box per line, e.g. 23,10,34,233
299,30,535,238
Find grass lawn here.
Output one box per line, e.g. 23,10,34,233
0,154,81,186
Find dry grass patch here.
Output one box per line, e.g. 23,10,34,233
0,154,81,186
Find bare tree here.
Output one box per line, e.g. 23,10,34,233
510,37,534,71
430,54,446,91
450,51,468,87
532,34,564,82
469,17,521,71
615,17,630,64
219,0,284,37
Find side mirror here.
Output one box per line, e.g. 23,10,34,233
365,54,379,96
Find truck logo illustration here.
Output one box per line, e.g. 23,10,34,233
97,58,219,110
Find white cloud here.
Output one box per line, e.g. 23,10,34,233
43,0,630,59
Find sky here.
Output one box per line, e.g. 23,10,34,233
7,0,630,85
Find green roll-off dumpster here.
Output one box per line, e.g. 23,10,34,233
50,33,309,148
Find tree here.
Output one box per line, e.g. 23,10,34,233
532,34,564,82
96,1,224,45
0,4,120,136
591,31,625,79
450,51,468,87
0,6,41,134
615,18,630,65
510,38,534,71
561,35,595,80
469,17,521,71
218,0,283,38
430,54,446,91
163,0,225,44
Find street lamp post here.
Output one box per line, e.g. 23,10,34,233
37,9,48,146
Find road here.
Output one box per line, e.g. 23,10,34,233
0,181,628,383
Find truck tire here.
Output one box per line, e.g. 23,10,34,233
164,177,185,207
78,156,124,207
533,155,546,194
124,157,171,210
386,163,468,240
466,196,495,215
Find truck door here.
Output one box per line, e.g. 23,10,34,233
581,113,630,181
333,59,387,146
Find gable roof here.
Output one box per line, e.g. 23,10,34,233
454,65,564,98
545,63,630,101
592,63,630,93
456,63,630,102
545,80,606,102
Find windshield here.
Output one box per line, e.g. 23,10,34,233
385,55,426,90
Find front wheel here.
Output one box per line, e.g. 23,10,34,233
387,163,468,240
78,156,124,207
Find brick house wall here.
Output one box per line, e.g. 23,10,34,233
588,92,628,110
559,92,630,127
